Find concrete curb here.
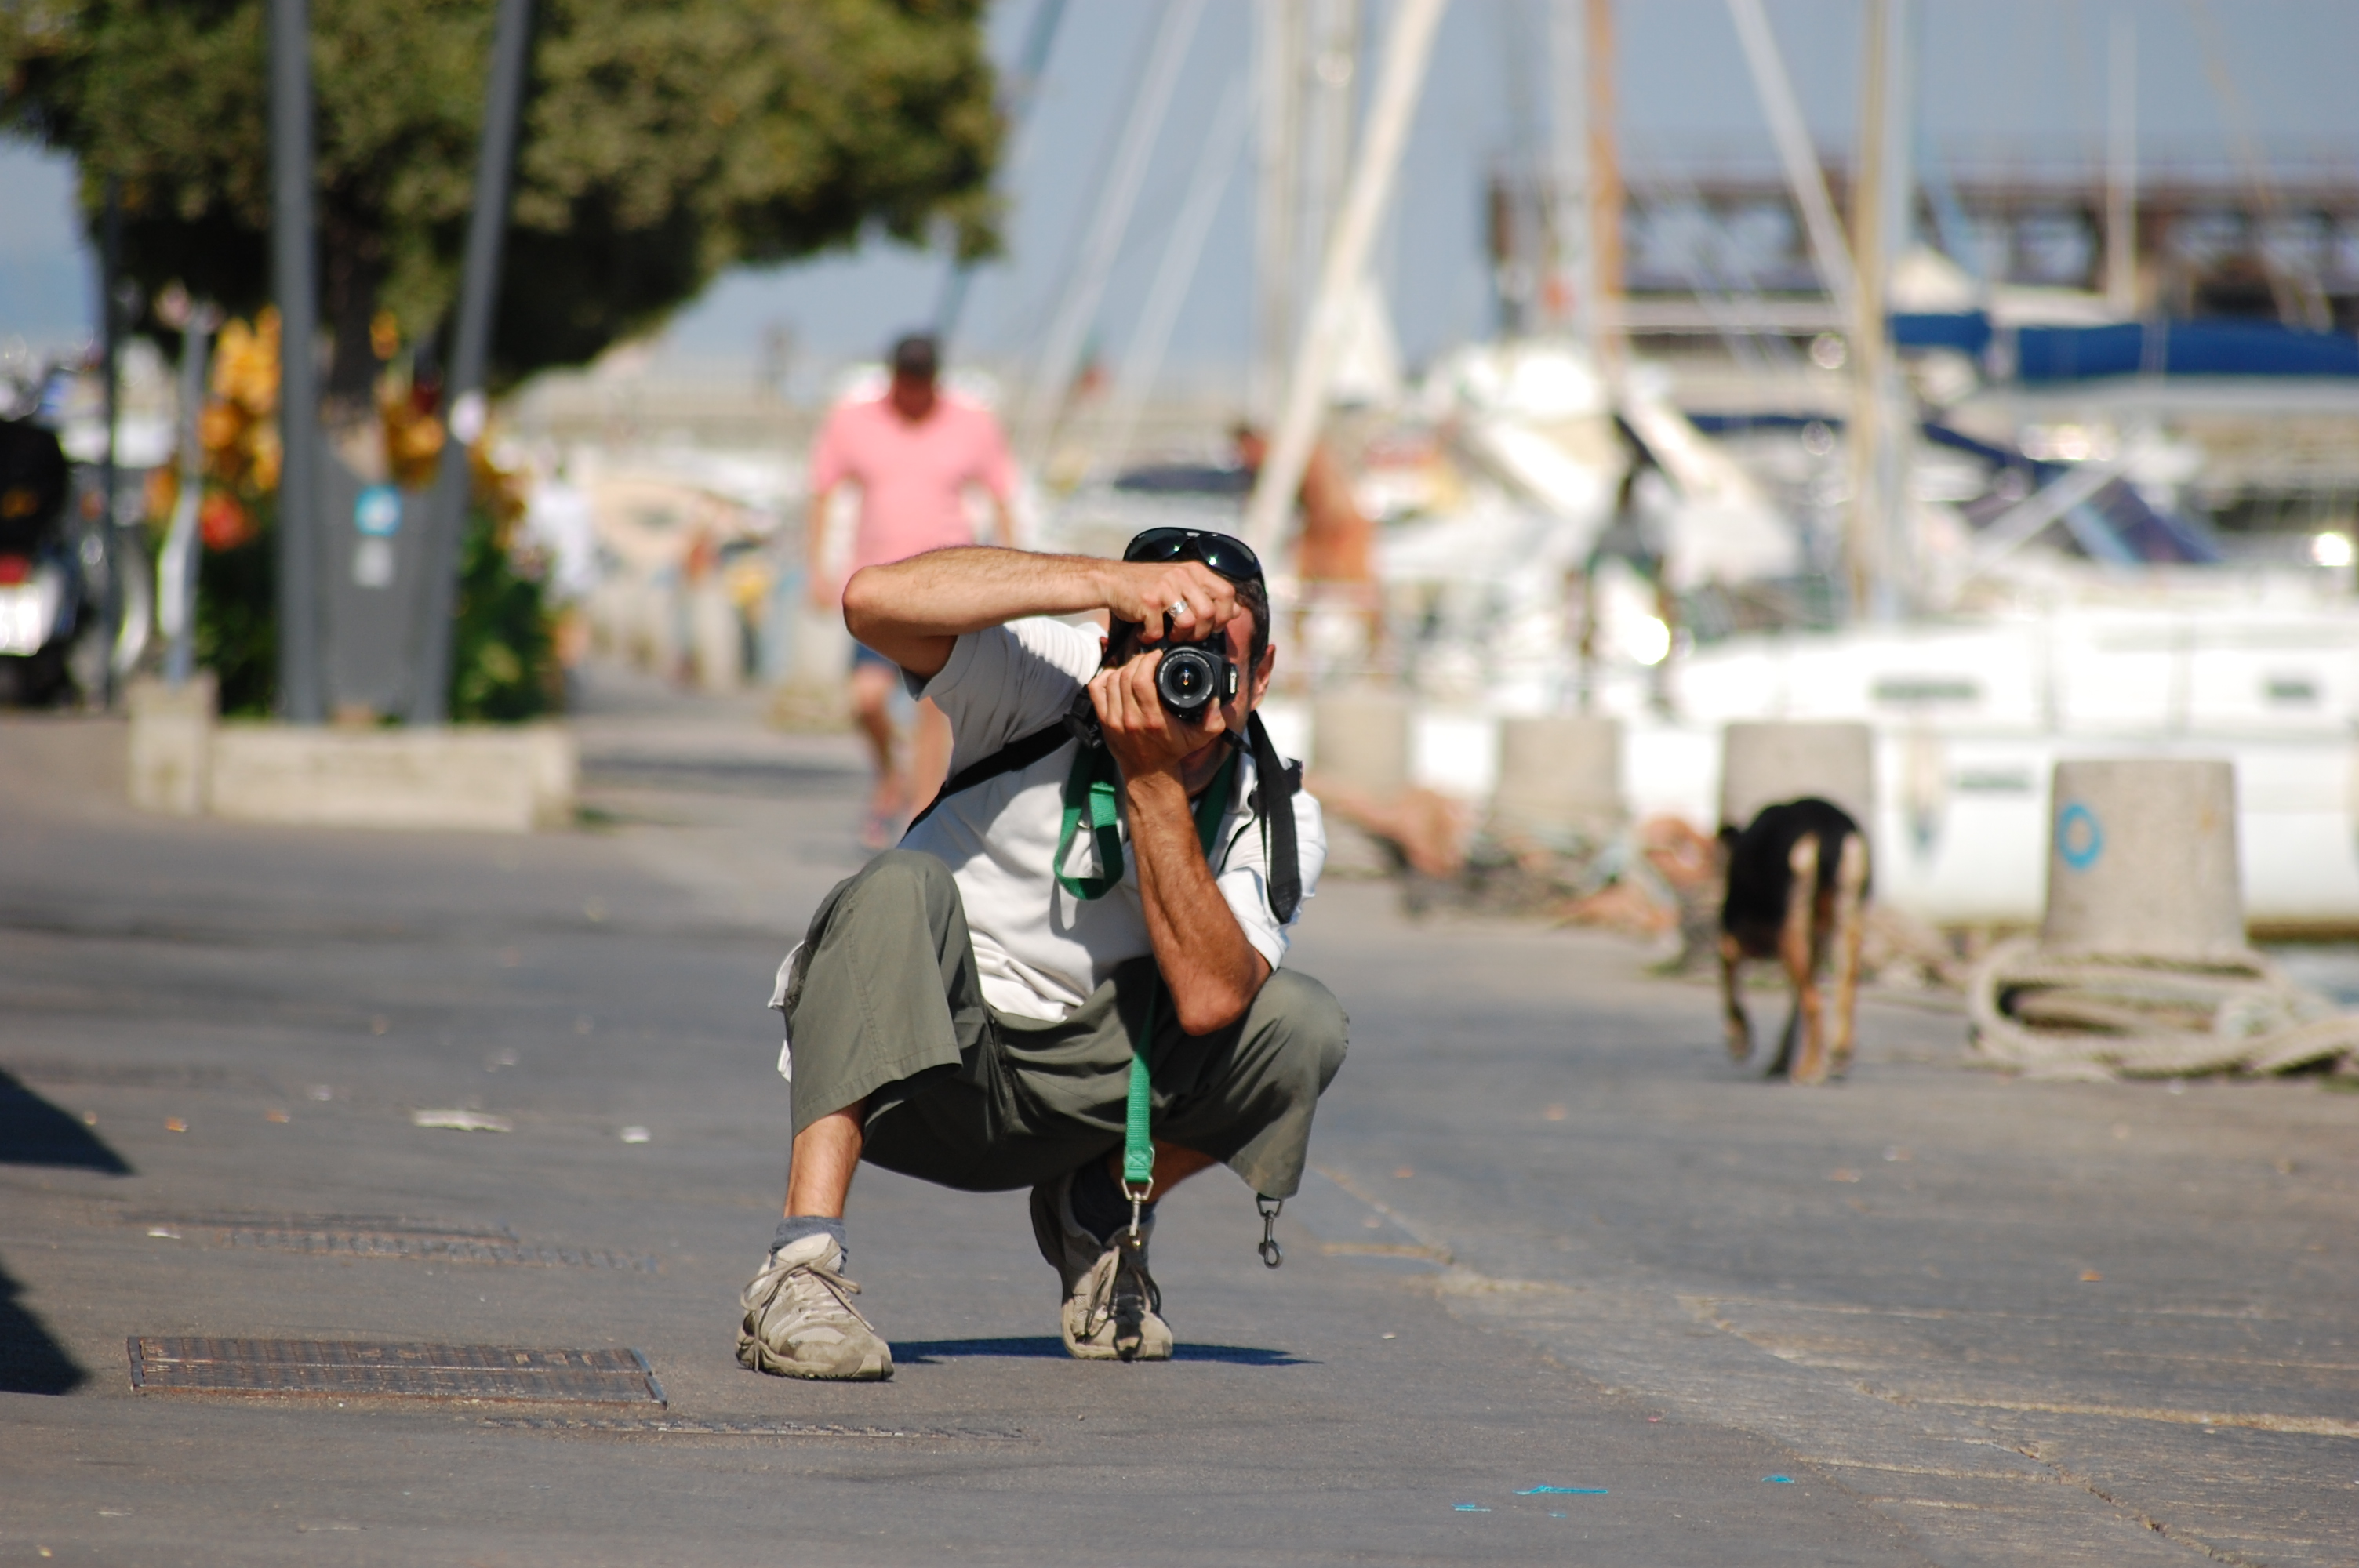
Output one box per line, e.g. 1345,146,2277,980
126,676,575,833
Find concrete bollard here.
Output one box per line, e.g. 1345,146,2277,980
1720,721,1874,831
1492,715,1622,841
126,672,217,817
689,581,743,693
2041,758,2245,960
1310,689,1412,802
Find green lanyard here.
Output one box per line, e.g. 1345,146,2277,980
1053,742,1238,1201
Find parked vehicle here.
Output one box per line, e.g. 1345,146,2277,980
0,416,89,705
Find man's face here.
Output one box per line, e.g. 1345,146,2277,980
888,371,937,422
1178,613,1274,790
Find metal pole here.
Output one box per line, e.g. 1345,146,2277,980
160,310,218,687
1585,0,1620,366
97,176,123,708
935,0,1068,347
2105,9,2138,318
1252,0,1306,422
1303,0,1362,314
270,0,325,722
408,0,534,726
1242,0,1448,561
1874,0,1916,610
1548,0,1593,343
1843,0,1890,620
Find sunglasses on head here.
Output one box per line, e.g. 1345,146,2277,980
1121,527,1263,586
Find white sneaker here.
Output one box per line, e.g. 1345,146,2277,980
1029,1171,1173,1362
734,1234,892,1381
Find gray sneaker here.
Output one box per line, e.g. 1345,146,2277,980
735,1233,892,1381
1029,1169,1173,1362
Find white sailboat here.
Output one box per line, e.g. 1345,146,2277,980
1026,1,2359,934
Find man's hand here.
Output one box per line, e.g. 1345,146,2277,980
1088,647,1225,786
1103,560,1238,645
1091,644,1267,1038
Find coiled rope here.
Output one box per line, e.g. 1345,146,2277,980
1967,937,2359,1080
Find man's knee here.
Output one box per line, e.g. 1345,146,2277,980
850,848,951,895
816,850,958,941
1249,968,1349,1094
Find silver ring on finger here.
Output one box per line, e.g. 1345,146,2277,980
1169,600,1190,619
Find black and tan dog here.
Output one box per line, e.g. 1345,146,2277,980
1718,797,1870,1085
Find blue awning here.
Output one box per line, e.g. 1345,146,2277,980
2016,320,2359,381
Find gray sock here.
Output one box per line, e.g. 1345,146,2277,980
772,1216,845,1262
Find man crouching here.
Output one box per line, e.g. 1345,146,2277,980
738,528,1343,1377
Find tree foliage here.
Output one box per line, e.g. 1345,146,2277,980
2,0,1000,387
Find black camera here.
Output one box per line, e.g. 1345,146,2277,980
1118,604,1233,722
1155,631,1238,719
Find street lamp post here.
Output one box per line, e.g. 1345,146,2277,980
269,0,325,721
408,0,533,726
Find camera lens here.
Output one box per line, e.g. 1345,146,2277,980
1158,648,1215,713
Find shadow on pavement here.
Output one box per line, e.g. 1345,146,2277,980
0,1260,85,1395
0,1068,133,1174
895,1336,1314,1367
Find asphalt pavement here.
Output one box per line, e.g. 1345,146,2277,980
2,669,2354,1566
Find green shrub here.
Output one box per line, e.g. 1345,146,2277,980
448,506,558,724
194,501,555,723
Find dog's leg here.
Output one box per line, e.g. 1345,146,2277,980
1720,932,1752,1062
1768,1000,1800,1078
1825,833,1870,1080
1782,833,1827,1084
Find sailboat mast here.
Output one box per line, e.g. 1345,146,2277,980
1548,0,1594,347
1308,0,1364,288
1254,2,1306,423
1244,0,1449,560
1586,0,1623,370
1846,0,1894,616
2106,11,2139,317
1016,0,1207,467
1726,0,1856,319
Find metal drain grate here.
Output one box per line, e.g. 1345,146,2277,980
128,1338,665,1405
129,1214,657,1272
483,1414,1021,1440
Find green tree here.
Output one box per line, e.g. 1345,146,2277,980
2,0,1000,392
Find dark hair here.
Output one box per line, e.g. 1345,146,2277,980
1236,573,1271,668
889,333,939,381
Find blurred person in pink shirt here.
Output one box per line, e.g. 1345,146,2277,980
807,334,1017,846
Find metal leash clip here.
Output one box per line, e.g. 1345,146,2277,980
1123,1179,1154,1246
1256,1195,1283,1269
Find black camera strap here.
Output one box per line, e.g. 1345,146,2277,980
1244,711,1303,924
902,709,1081,834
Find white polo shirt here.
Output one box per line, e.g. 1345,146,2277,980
898,616,1326,1022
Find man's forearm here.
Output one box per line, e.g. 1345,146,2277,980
1127,771,1268,1036
853,548,1241,682
845,548,1110,644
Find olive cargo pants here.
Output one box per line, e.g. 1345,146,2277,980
776,851,1347,1199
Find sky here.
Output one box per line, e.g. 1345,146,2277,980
5,0,2355,398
